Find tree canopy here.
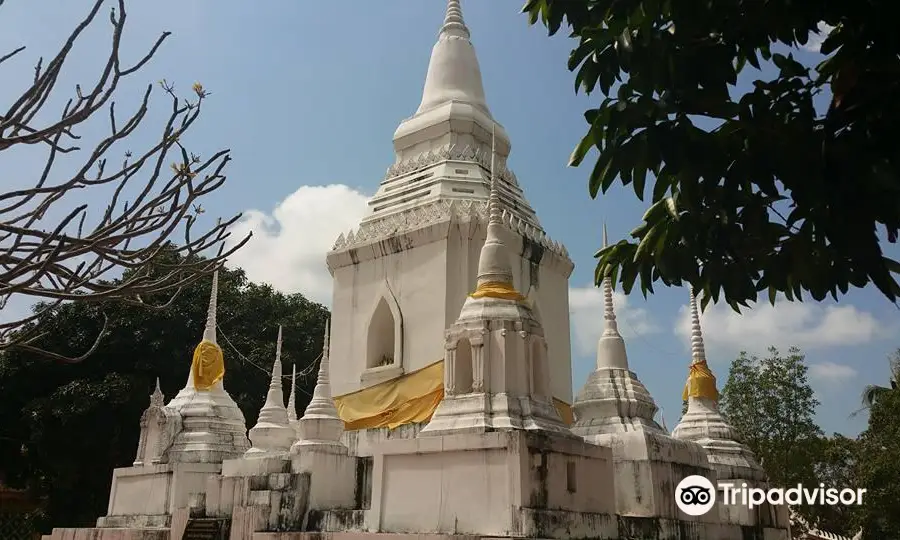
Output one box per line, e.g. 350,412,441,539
524,0,900,311
860,348,899,408
718,347,838,531
0,254,327,533
852,382,900,539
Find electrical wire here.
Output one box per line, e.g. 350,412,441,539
215,323,319,398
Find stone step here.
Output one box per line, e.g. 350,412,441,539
183,518,229,540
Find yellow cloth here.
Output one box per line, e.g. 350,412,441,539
335,361,445,430
682,361,719,401
470,281,525,301
553,398,574,425
333,360,575,430
191,340,225,391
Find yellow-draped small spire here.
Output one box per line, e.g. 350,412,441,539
682,287,718,401
191,270,225,391
470,123,524,302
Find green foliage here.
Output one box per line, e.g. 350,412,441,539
523,0,900,311
860,348,900,408
853,376,900,538
718,347,855,532
0,254,328,532
814,434,861,534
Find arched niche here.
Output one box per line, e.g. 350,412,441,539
363,281,404,377
453,336,474,394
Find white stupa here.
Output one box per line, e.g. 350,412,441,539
246,325,295,456
418,125,571,437
570,240,712,519
672,288,764,481
292,320,347,454
164,270,250,463
571,224,664,435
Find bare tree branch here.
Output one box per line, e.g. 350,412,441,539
0,0,251,361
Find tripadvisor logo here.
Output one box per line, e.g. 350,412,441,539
675,475,866,516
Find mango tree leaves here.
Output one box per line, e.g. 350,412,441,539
524,0,900,310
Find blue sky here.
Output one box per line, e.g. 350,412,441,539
1,1,896,437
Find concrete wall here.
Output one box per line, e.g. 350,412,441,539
367,431,615,538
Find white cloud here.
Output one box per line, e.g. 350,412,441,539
226,184,369,304
569,284,659,356
809,361,857,383
803,22,836,52
674,299,890,359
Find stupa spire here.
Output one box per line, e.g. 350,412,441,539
673,286,764,482
203,270,218,345
601,223,619,338
165,269,251,462
440,0,469,39
185,270,225,391
415,0,489,115
246,325,294,455
260,325,286,414
571,220,663,440
286,362,298,422
471,124,519,299
689,287,707,365
678,287,719,406
308,320,337,408
292,319,347,454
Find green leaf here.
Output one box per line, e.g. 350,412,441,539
569,130,595,167
588,150,615,198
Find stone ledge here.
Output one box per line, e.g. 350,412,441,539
253,534,483,540
96,514,171,529
45,527,169,540
359,365,404,387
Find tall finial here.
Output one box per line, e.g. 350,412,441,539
689,287,707,364
413,0,488,115
440,0,470,39
602,223,619,337
489,123,501,225
471,123,518,295
287,362,298,422
302,319,338,411
272,325,284,389
314,319,331,393
202,270,219,344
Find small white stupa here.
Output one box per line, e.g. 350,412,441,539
571,223,663,435
165,270,250,463
570,245,712,521
672,288,764,481
246,325,295,456
291,320,347,454
671,288,792,531
418,125,571,437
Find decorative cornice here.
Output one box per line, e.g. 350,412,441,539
384,143,519,186
330,199,570,263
